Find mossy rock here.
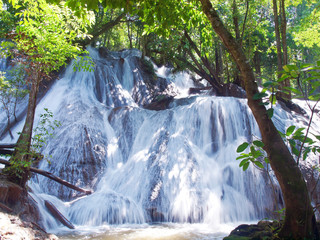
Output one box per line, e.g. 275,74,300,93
224,221,281,240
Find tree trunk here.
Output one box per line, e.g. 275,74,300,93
198,0,315,238
10,74,40,187
273,0,282,73
183,30,223,93
253,51,262,86
127,21,133,49
215,44,223,83
280,0,291,100
232,0,240,40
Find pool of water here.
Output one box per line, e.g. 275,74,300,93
57,223,237,240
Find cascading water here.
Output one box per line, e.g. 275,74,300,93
1,47,318,239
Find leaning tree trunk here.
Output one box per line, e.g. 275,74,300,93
198,0,315,238
11,73,40,187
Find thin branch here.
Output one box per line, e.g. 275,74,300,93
297,100,320,165
240,0,249,46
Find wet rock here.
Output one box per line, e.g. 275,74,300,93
277,98,306,115
143,95,174,110
224,220,281,240
221,83,247,98
0,177,56,239
189,86,212,95
0,179,24,207
146,207,165,222
98,47,109,58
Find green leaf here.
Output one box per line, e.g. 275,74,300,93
303,148,311,160
267,108,274,119
237,142,249,153
288,139,296,147
292,146,300,156
253,92,268,100
236,154,249,160
278,131,285,138
239,159,249,167
309,93,320,101
313,135,320,141
254,161,264,169
278,73,290,82
286,126,296,136
263,81,276,88
243,162,250,171
264,157,270,164
269,94,276,105
283,64,299,72
251,148,262,158
283,87,302,96
253,140,264,148
293,128,305,137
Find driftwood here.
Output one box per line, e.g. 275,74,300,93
45,200,75,229
0,158,92,195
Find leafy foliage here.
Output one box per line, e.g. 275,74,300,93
236,140,266,171
2,108,61,178
0,65,29,137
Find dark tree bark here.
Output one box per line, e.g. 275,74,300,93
215,44,223,83
127,21,133,49
273,0,282,73
253,51,262,86
45,200,75,229
232,0,240,40
240,0,249,47
198,0,315,238
10,72,40,187
183,30,223,93
273,0,291,101
280,0,291,100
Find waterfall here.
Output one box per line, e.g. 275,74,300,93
1,47,318,237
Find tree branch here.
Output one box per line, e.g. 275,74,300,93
240,0,249,46
0,158,92,195
77,12,126,47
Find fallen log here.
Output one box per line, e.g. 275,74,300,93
0,149,14,155
0,144,16,149
0,158,92,195
45,200,75,229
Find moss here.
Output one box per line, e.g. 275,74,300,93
141,58,157,80
223,221,283,240
224,236,251,240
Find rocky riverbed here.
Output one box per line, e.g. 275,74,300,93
0,211,57,240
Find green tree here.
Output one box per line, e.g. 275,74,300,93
1,0,92,187
0,66,28,140
198,0,316,238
